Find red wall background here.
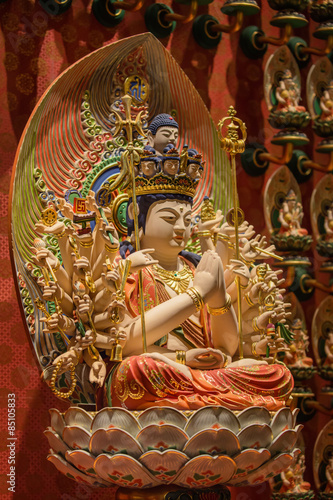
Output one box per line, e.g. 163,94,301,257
0,0,330,498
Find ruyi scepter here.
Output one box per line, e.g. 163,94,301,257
110,94,148,353
218,106,247,359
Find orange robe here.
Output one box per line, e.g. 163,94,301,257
96,260,293,411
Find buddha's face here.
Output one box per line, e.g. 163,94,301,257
163,159,179,176
142,199,192,252
148,126,179,154
186,162,203,180
141,160,158,178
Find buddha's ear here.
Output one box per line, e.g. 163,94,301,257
127,202,140,221
146,130,154,147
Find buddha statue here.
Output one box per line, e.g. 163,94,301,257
320,80,333,122
278,189,308,237
276,70,306,114
283,318,313,368
325,456,333,493
32,128,293,412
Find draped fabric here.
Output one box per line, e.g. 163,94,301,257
98,355,293,411
95,260,293,411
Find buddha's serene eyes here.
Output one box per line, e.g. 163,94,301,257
161,215,177,224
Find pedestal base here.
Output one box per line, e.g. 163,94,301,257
115,485,231,500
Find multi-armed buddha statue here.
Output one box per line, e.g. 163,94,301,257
10,34,300,499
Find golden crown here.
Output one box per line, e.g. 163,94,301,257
129,172,199,198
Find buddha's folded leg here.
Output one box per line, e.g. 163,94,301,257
98,355,293,411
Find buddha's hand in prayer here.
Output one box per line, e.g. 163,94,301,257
193,250,227,307
186,348,225,369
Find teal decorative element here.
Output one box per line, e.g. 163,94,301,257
193,15,222,50
288,264,315,302
144,4,176,39
271,231,313,252
92,0,125,27
39,0,72,15
287,37,310,69
286,150,313,184
240,26,268,59
268,0,309,10
268,110,311,130
270,11,308,29
241,143,269,177
221,0,260,16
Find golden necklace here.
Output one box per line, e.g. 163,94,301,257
152,262,193,294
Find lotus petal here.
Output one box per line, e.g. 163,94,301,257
237,407,271,428
268,429,299,456
63,425,91,451
64,407,93,431
140,450,189,483
237,424,272,450
228,452,294,487
185,406,240,437
91,408,140,436
183,428,240,458
138,407,187,429
94,453,159,488
47,453,109,486
66,450,97,477
137,424,188,452
49,408,65,435
292,408,300,428
232,448,271,481
44,428,69,456
90,428,143,459
271,407,294,437
175,455,236,488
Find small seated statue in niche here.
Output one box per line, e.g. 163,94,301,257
283,318,313,368
324,455,333,494
272,188,312,252
323,325,333,366
276,70,306,114
320,80,333,122
31,113,293,413
278,190,308,237
271,452,313,498
324,202,333,242
316,200,333,259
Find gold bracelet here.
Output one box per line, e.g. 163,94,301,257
186,287,205,312
197,231,212,238
105,243,119,253
207,294,232,315
251,342,258,356
239,282,248,290
245,292,255,307
56,229,66,239
252,317,263,333
79,239,93,248
217,233,230,243
176,350,186,365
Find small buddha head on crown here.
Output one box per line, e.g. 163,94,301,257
147,114,179,155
